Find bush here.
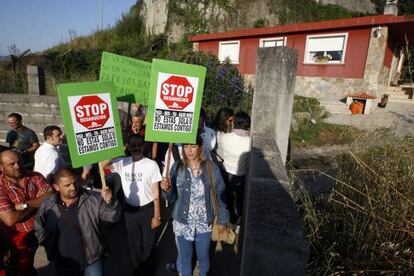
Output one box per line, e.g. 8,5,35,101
169,50,251,120
294,135,414,274
0,71,27,94
43,49,101,81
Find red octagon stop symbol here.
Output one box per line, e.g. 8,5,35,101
160,76,194,110
74,95,110,129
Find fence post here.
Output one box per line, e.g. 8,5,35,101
240,46,309,275
27,65,45,95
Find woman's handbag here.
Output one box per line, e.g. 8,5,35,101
207,161,236,244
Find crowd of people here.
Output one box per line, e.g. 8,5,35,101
0,106,252,276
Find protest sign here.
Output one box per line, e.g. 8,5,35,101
145,59,206,144
57,81,124,168
100,51,151,104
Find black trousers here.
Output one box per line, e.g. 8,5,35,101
227,173,246,225
124,202,156,273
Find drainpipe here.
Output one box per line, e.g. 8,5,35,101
397,49,405,74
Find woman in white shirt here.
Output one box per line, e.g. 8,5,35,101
217,111,251,225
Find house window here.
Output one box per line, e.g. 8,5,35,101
259,37,286,47
218,41,240,64
304,33,348,64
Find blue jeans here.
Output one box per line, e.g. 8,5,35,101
84,258,103,276
175,232,212,276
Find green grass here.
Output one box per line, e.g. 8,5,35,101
290,96,364,148
290,121,364,148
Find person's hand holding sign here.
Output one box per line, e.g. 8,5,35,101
101,186,113,204
132,125,139,134
161,177,171,192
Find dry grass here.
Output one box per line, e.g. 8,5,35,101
291,132,414,274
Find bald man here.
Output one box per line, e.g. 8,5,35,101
0,150,53,276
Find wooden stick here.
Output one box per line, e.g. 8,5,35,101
165,143,172,178
98,162,107,188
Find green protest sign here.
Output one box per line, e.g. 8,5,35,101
57,81,124,168
145,59,206,144
100,51,151,104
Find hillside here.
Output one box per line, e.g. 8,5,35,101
141,0,374,42
1,0,414,96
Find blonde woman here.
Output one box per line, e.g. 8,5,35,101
161,134,229,276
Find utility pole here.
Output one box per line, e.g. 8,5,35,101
100,0,104,31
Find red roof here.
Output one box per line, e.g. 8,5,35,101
189,14,414,42
347,92,376,99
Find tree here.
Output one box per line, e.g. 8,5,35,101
8,44,30,73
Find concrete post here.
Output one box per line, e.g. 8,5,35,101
240,47,309,275
27,65,46,95
252,46,297,164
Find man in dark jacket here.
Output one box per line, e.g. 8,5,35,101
35,168,121,276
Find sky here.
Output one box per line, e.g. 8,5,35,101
0,0,137,56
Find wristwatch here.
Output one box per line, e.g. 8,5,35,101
16,202,28,210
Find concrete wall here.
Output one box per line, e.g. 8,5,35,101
0,94,63,145
240,47,308,275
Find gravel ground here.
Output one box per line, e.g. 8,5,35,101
292,101,414,160
324,101,414,135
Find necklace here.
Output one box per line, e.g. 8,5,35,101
189,165,200,176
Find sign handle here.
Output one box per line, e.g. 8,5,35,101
165,143,172,179
98,162,107,188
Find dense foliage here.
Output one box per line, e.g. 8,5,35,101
168,50,251,118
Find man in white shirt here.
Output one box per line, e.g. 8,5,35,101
34,125,65,181
105,134,162,274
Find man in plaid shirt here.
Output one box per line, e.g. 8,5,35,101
0,150,53,276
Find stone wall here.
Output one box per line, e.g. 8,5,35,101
363,26,390,97
246,74,371,102
295,76,366,101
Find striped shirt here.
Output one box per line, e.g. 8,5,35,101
0,171,51,232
